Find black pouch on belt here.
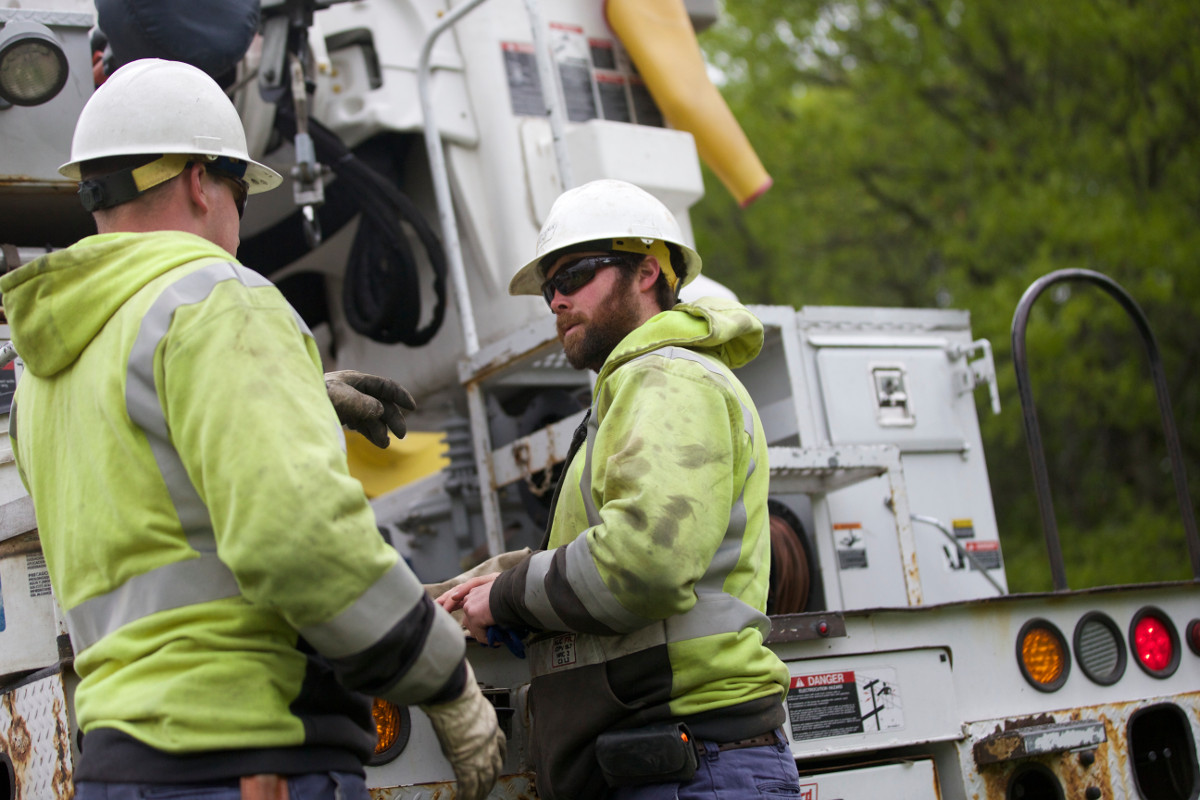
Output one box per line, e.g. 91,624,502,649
595,722,699,787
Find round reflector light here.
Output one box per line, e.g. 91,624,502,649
1074,612,1126,686
369,698,411,765
1018,619,1070,692
1129,607,1179,678
1187,619,1200,657
0,21,69,107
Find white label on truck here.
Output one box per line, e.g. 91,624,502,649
26,551,52,597
549,22,597,122
502,41,544,117
787,668,903,741
834,522,868,569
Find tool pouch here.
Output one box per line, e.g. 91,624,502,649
595,722,698,787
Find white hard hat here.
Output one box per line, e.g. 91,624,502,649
509,179,702,297
60,58,281,193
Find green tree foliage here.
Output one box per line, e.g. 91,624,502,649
695,0,1200,591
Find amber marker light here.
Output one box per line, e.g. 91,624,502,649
1017,619,1070,692
369,698,411,766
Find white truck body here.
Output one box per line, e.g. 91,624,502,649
2,2,1197,799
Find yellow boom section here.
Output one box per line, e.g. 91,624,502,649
606,0,772,206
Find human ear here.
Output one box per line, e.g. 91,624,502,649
638,256,662,291
186,162,213,216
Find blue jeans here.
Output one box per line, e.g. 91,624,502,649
609,732,801,799
76,772,368,800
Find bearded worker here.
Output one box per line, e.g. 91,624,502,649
439,179,799,799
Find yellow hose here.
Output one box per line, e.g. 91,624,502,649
605,0,772,206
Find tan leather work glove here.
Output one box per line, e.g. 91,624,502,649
325,370,416,449
421,663,506,800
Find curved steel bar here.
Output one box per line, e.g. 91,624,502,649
523,0,574,190
417,0,490,356
1011,268,1200,590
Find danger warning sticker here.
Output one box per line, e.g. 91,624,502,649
787,667,903,741
965,540,1002,570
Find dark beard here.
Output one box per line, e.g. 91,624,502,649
560,269,641,372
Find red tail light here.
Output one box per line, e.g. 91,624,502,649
1130,607,1180,678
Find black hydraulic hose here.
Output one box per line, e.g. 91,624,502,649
272,104,448,346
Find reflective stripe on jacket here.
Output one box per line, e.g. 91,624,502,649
0,232,466,782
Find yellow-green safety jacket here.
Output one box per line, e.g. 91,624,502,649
0,231,467,782
489,297,790,800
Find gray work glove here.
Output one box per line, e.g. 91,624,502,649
421,663,506,800
324,370,416,449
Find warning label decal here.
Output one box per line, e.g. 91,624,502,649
26,551,52,598
787,667,903,741
501,41,544,117
965,540,1002,570
595,72,630,122
503,26,664,126
549,22,597,122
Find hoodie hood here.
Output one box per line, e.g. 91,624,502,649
596,296,764,387
0,232,233,377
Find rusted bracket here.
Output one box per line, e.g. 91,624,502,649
766,610,847,644
973,719,1106,766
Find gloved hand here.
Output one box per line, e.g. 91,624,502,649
485,625,527,659
421,663,506,800
324,370,416,449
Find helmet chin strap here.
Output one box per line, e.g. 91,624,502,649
611,237,678,290
77,153,252,212
77,153,192,212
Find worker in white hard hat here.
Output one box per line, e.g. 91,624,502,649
441,179,800,799
0,59,503,800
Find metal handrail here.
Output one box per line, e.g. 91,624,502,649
417,0,491,356
417,0,573,357
417,0,576,555
1011,268,1200,590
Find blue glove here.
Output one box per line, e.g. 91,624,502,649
485,625,527,659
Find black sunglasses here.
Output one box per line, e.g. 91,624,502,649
541,254,639,306
200,163,249,219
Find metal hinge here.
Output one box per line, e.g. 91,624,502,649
948,339,1001,415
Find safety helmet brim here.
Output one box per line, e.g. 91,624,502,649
58,58,282,195
59,153,281,194
510,179,703,297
